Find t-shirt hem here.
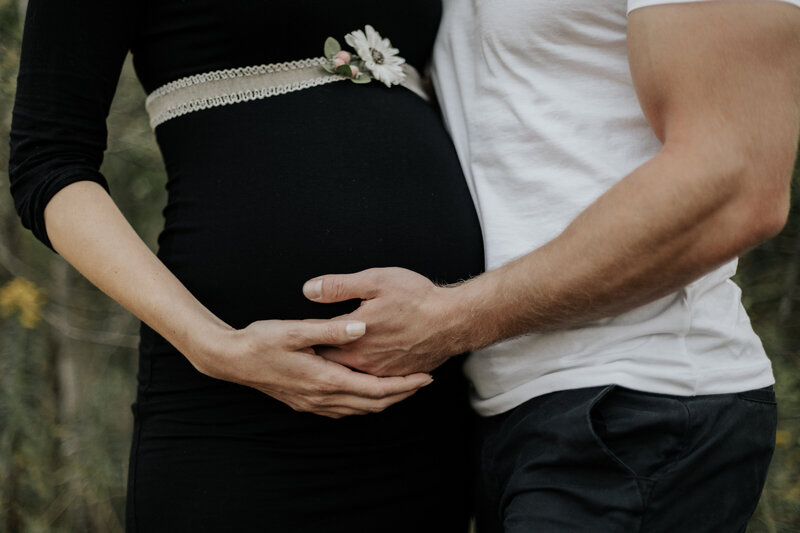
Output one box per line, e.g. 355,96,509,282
470,360,775,417
627,0,800,16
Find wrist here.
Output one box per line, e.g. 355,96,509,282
432,278,491,354
176,317,238,378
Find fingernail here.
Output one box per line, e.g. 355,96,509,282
345,321,366,337
304,279,322,300
423,377,434,387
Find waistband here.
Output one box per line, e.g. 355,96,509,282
145,58,428,129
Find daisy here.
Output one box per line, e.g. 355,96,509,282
344,25,406,87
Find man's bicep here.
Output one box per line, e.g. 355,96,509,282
627,1,800,169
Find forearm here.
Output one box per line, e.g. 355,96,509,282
301,1,799,378
43,181,432,416
442,2,800,355
44,181,233,368
445,144,792,352
301,146,789,371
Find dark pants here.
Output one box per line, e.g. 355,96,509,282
475,385,777,532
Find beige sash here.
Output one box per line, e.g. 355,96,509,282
145,58,428,129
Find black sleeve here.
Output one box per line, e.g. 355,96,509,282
8,0,135,250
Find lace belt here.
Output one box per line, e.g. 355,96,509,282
145,58,428,129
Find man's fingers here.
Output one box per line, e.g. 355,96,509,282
282,320,366,349
315,346,356,368
326,364,433,399
303,270,381,303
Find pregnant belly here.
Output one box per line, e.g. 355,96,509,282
153,83,484,327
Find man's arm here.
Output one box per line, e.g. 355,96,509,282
304,1,800,376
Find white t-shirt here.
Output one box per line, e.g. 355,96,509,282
432,0,799,416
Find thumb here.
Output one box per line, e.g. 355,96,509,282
303,270,380,303
284,319,366,349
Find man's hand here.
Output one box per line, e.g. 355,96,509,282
194,317,433,418
302,268,466,376
303,2,800,370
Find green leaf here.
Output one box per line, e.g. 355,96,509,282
324,37,341,59
320,62,335,74
350,74,372,84
334,64,353,77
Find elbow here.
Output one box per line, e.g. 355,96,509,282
746,192,790,243
743,202,788,246
8,150,109,250
684,145,793,258
730,166,792,249
701,128,795,247
8,152,36,231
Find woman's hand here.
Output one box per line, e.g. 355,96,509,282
193,318,433,418
43,183,430,419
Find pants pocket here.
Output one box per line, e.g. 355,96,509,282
587,385,690,479
736,386,776,405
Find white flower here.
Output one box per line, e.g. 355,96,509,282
344,25,406,87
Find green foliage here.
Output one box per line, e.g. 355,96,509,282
741,164,800,533
324,37,341,59
0,0,156,530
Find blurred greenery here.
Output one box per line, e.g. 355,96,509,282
1,0,160,530
1,0,799,531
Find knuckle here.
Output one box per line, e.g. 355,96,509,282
288,401,309,413
239,325,265,353
249,320,275,341
312,378,335,395
283,325,305,345
349,354,370,371
312,393,331,408
325,277,346,299
324,322,341,342
366,268,384,284
370,383,389,399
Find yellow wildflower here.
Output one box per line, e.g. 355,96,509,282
776,429,792,448
0,277,45,329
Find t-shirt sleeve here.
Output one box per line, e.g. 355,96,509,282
628,0,800,15
8,0,135,250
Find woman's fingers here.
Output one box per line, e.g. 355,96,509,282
306,389,422,418
334,388,421,413
278,319,366,350
278,358,431,417
241,318,431,418
323,361,433,399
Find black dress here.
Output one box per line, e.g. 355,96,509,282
9,1,484,531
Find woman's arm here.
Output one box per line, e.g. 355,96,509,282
9,0,428,417
44,182,430,418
